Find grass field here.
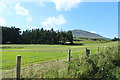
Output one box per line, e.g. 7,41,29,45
1,41,118,70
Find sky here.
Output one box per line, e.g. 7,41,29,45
0,0,118,38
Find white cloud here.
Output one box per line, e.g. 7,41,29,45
90,31,96,33
52,0,82,11
14,3,33,23
15,3,29,15
27,16,32,22
26,25,37,29
0,18,7,26
41,15,67,28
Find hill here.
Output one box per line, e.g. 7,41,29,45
71,29,103,38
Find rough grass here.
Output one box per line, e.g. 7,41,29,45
1,41,118,78
22,44,119,79
29,43,119,79
1,41,117,70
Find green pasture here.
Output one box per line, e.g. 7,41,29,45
1,41,118,70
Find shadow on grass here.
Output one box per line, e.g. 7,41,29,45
1,43,84,46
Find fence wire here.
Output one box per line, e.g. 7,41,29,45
2,46,109,78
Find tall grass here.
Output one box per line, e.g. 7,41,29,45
69,46,119,79
26,45,119,79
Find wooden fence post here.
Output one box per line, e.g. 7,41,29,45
16,55,21,80
68,49,71,62
98,47,99,53
68,49,71,74
86,48,90,57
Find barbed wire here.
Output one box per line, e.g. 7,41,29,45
2,58,65,76
1,47,98,63
2,46,117,78
21,55,65,66
2,47,104,64
2,59,15,63
2,46,113,67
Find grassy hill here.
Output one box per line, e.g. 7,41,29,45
71,29,103,38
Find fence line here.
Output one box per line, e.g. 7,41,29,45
21,55,66,66
3,47,98,63
2,54,65,63
2,59,15,63
2,55,67,75
2,46,110,78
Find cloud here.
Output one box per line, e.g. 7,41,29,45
90,31,96,33
0,18,7,26
27,16,32,22
41,15,67,28
52,0,82,11
26,25,37,29
15,3,33,23
15,3,29,15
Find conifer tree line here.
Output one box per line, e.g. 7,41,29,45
1,26,73,44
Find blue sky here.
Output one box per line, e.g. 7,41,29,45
0,1,118,38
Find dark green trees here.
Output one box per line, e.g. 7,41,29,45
112,37,119,41
67,31,73,44
1,26,21,44
57,31,73,44
1,26,74,44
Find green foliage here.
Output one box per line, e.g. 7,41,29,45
1,26,21,44
35,44,119,79
67,45,120,79
23,45,118,79
112,37,120,41
1,26,73,44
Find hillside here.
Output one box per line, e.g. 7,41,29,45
71,29,103,38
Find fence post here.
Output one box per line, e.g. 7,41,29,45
68,49,71,62
86,48,90,57
68,49,71,74
98,47,99,53
16,55,21,80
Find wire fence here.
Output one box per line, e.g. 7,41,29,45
2,57,67,78
2,50,68,78
2,46,114,78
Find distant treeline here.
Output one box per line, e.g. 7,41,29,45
1,26,73,44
